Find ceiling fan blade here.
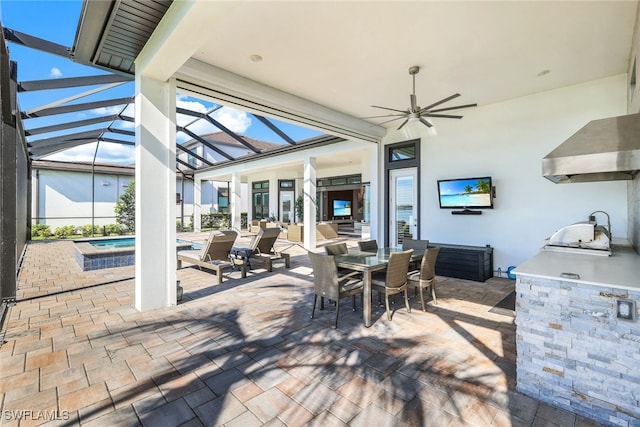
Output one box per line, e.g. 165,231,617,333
423,113,463,119
361,113,407,119
371,105,408,114
396,118,409,130
429,103,478,113
419,93,461,113
378,116,408,125
419,117,433,128
410,94,417,112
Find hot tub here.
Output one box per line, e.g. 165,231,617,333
73,237,196,271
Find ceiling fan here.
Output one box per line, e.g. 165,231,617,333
367,65,477,130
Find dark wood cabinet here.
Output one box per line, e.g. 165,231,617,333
430,243,493,282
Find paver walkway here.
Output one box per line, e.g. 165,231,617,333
0,234,603,426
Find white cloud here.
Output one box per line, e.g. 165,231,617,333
49,67,62,78
213,107,251,134
91,105,127,116
44,142,134,165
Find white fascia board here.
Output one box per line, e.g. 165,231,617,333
136,1,240,80
193,139,370,182
176,58,386,143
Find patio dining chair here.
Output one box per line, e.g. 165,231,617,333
177,230,246,284
371,249,414,321
402,238,429,269
308,252,363,329
402,238,429,251
407,246,441,311
357,239,378,252
231,227,290,272
324,242,348,256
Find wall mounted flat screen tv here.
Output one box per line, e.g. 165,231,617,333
437,177,493,209
333,200,352,217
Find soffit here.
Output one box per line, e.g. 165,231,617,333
75,1,638,131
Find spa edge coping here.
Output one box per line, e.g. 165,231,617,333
513,239,640,292
73,237,193,256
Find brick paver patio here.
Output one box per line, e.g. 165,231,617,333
0,233,603,426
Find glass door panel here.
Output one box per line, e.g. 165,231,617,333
389,167,418,247
279,191,294,224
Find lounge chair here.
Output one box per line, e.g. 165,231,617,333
231,227,290,272
177,230,246,284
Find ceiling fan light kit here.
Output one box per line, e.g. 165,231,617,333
368,65,477,131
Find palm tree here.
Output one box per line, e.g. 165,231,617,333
464,185,473,194
476,179,490,193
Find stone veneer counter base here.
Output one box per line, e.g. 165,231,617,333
513,241,640,426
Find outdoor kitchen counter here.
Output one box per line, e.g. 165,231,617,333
513,239,640,291
513,239,640,424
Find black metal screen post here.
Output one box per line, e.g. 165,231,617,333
0,45,17,304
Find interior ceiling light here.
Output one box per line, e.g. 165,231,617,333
364,65,477,131
250,54,263,62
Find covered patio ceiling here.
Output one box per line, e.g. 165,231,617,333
6,0,637,178
72,0,635,135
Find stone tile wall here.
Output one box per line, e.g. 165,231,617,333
516,275,640,426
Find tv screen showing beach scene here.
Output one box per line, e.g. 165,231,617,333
333,199,352,216
437,177,493,209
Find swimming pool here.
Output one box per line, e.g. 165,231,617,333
87,237,198,249
74,237,197,271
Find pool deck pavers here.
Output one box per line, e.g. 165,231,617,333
0,233,604,426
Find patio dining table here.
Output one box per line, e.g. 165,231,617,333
335,247,425,327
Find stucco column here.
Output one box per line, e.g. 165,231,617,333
303,156,317,249
231,172,242,232
134,74,177,311
193,178,201,232
369,145,379,242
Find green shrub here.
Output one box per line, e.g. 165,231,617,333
81,224,100,237
32,223,51,239
201,213,232,230
241,212,248,229
105,223,123,236
54,225,76,239
115,181,135,232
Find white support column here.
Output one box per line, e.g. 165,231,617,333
231,172,242,232
303,156,317,249
369,145,380,243
134,74,177,311
193,178,202,232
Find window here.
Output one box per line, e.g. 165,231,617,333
252,180,269,219
389,144,416,161
218,187,229,213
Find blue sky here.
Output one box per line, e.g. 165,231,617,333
0,0,322,165
438,177,490,195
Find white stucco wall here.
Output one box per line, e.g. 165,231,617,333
382,74,629,272
34,170,134,229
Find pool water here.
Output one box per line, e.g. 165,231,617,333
88,238,199,249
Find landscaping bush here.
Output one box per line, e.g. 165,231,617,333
54,225,76,239
105,223,124,236
201,213,231,230
81,224,100,237
115,181,135,232
31,223,51,239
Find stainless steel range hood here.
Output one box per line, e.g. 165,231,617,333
542,113,640,183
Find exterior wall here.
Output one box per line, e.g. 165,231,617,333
630,176,640,252
381,74,629,272
33,169,134,229
33,168,249,231
516,274,640,425
625,0,640,254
